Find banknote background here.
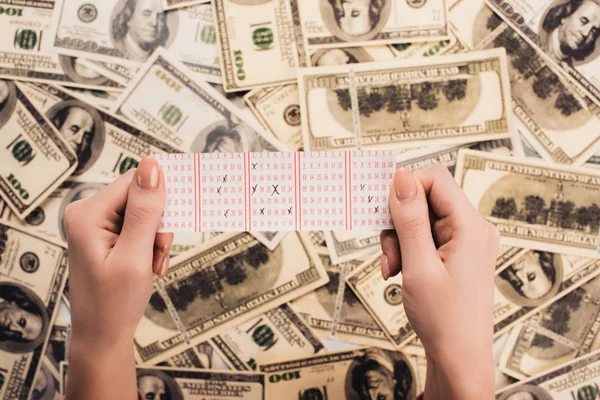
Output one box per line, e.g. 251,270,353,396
1,0,600,398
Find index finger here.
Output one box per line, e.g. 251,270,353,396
415,164,479,221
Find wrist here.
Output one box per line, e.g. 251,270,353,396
66,335,137,400
425,350,494,400
69,311,136,351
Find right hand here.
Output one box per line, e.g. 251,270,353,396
379,165,499,400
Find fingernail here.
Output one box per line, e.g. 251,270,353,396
381,253,390,281
159,254,169,278
394,168,417,201
136,157,159,190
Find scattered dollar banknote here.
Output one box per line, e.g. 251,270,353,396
298,48,513,151
211,303,324,371
450,0,600,165
0,222,68,400
20,82,180,182
496,350,600,399
61,363,266,399
0,1,123,90
289,0,448,49
455,149,600,258
213,0,298,92
499,270,600,380
485,0,600,108
244,41,459,152
0,80,77,219
50,0,224,80
134,232,328,365
494,251,600,337
112,48,284,152
346,253,415,349
293,249,397,349
261,347,425,399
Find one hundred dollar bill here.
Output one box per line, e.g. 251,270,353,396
293,249,398,349
164,0,210,10
162,341,231,370
289,0,448,49
455,149,600,258
496,351,600,399
498,270,600,380
0,1,123,90
133,232,328,365
494,251,600,337
244,41,458,152
298,48,513,151
20,82,179,182
50,0,224,77
260,348,425,399
485,0,600,108
213,0,298,92
0,80,77,219
113,48,284,152
451,0,600,165
0,222,68,400
60,364,265,399
346,253,415,348
211,303,324,371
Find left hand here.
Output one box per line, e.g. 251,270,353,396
64,157,173,347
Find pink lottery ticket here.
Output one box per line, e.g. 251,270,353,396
154,151,395,232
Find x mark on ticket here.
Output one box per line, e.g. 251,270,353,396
155,151,395,232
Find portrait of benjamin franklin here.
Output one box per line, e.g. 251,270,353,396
136,369,183,400
111,0,174,62
540,0,600,65
0,282,49,353
346,348,415,400
46,100,105,176
0,79,17,129
496,251,562,307
322,0,390,41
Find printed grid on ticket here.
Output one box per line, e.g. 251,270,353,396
155,151,395,232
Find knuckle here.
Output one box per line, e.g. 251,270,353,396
397,215,429,240
125,202,155,229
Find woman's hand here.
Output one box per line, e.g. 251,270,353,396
64,157,173,400
380,165,499,400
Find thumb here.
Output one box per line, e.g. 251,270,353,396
113,157,165,266
388,168,439,274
